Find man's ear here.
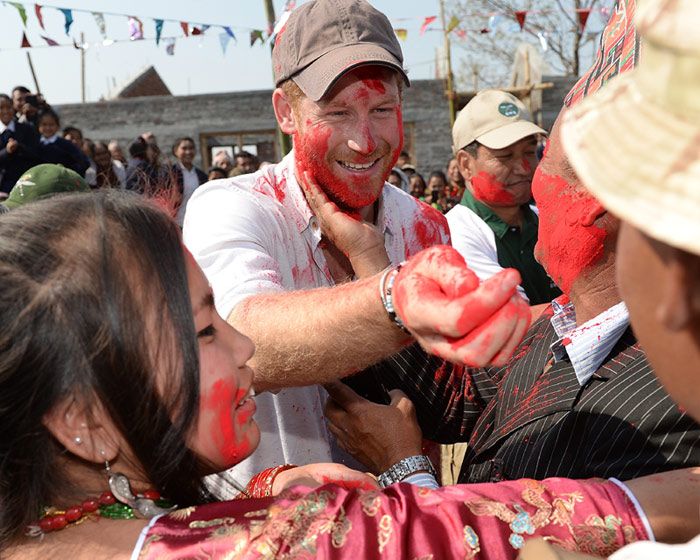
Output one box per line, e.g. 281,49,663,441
657,249,700,331
580,200,607,227
272,88,297,135
43,396,120,465
456,150,476,182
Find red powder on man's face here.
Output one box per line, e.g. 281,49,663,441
532,166,606,294
471,172,516,205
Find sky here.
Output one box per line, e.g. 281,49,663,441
0,0,453,104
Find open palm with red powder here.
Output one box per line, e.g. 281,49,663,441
394,246,531,367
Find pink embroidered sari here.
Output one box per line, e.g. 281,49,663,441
137,477,648,559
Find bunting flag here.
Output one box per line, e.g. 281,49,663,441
155,19,164,45
41,35,58,46
35,4,45,29
446,15,459,34
129,17,144,40
192,27,202,35
21,32,31,48
455,28,466,40
419,15,437,35
514,10,527,30
180,21,189,36
394,28,407,41
59,8,73,35
164,37,176,55
200,25,211,33
249,29,264,46
223,26,236,41
480,28,490,34
218,31,231,54
576,8,591,32
9,3,27,26
92,12,107,38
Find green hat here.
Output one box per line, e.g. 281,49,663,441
2,164,90,210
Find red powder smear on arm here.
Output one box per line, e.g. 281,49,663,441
321,476,377,491
471,172,516,205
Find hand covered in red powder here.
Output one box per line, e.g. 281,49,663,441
272,462,379,495
324,381,423,474
393,246,531,367
301,171,390,277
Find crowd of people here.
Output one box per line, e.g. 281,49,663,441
1,0,699,559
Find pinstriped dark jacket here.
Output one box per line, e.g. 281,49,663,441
378,310,700,483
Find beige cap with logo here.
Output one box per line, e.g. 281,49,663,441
272,0,409,102
452,89,546,152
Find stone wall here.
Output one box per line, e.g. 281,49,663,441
55,79,455,174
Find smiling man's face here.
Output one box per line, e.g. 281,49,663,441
292,66,403,212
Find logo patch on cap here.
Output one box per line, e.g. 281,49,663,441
498,102,519,118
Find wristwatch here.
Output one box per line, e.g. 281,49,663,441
378,455,437,488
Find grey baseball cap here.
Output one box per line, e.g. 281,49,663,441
272,0,410,101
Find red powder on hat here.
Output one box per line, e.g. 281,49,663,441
531,166,607,294
470,172,516,205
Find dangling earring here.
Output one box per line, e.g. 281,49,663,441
101,449,175,518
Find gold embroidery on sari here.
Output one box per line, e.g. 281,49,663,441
168,506,196,520
359,491,381,517
378,514,392,554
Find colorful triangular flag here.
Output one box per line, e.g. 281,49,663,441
41,35,59,46
514,10,527,30
9,3,27,27
455,28,467,40
446,15,459,34
420,16,437,35
92,12,107,38
21,32,31,48
219,31,231,54
192,27,202,35
129,17,144,40
35,4,45,30
576,8,591,32
223,26,236,41
250,29,264,46
394,28,407,41
60,8,74,35
155,19,164,46
180,22,189,37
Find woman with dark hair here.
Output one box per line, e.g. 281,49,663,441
36,109,90,177
171,136,207,226
88,141,126,189
0,191,697,559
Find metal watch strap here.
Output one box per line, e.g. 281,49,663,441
377,455,437,488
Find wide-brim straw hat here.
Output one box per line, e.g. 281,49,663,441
561,0,700,256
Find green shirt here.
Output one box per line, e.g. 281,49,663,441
460,189,561,305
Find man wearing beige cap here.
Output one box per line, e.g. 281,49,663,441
183,0,529,492
446,90,560,307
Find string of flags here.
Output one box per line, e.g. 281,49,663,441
3,1,609,56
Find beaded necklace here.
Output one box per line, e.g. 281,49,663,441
28,489,173,536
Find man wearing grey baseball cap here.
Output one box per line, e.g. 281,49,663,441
446,90,560,309
184,0,529,494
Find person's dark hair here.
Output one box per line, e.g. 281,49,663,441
410,173,427,190
0,191,213,547
428,170,447,184
82,138,96,159
459,141,480,158
399,150,409,159
0,93,11,103
235,150,254,160
208,166,226,176
129,136,148,159
62,126,83,140
11,85,30,95
37,108,60,126
172,136,195,156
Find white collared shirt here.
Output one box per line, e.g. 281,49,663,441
175,162,201,225
550,298,630,385
183,150,449,491
0,120,16,134
40,134,59,145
